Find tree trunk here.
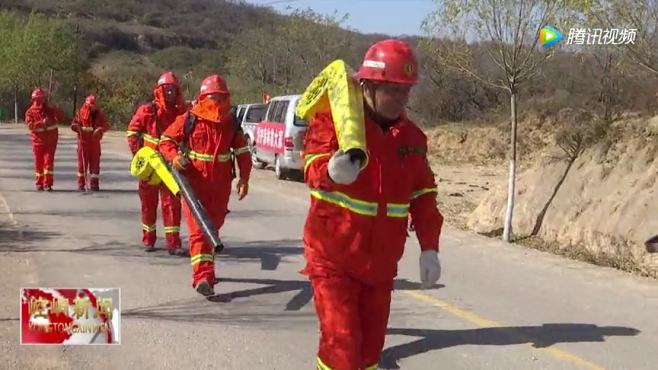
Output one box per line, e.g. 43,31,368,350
47,69,54,101
14,84,18,124
503,91,518,242
531,155,577,236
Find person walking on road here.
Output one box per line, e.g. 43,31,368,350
24,88,66,192
71,95,109,191
159,74,252,296
301,39,445,370
126,72,187,255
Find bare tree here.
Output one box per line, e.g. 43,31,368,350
532,109,606,235
226,8,354,100
422,0,571,242
588,0,658,76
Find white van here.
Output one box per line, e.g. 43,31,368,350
236,103,268,149
251,95,307,179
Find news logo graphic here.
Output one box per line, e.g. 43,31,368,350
540,25,563,48
20,288,121,345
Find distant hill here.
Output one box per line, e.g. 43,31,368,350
0,0,279,51
0,0,655,129
0,0,383,124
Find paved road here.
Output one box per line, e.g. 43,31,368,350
1,124,657,369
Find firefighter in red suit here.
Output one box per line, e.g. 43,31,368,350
302,39,444,370
71,95,109,191
24,88,65,191
126,72,186,255
159,74,252,296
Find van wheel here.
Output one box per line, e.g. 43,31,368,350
275,156,287,180
250,138,266,169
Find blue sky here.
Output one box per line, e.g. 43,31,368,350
244,0,437,36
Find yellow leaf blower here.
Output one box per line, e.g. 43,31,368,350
130,147,223,252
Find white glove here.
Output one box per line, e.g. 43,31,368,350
328,150,361,185
420,250,441,288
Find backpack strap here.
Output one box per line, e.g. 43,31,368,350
180,112,197,157
229,106,242,179
150,102,163,137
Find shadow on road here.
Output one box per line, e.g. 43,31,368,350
206,277,444,312
210,276,313,311
0,234,306,272
121,276,445,327
0,223,61,249
122,296,319,327
220,239,303,270
380,324,641,369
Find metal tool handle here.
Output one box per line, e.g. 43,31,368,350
171,169,223,252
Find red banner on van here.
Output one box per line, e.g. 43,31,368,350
255,122,285,154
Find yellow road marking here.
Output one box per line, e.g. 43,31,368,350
404,290,606,370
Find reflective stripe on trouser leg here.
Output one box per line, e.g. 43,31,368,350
77,141,87,186
33,144,45,186
88,140,101,189
43,141,56,187
34,172,44,186
183,181,230,287
317,357,332,370
188,232,215,286
43,173,54,187
164,227,181,249
139,181,159,247
160,186,182,249
184,200,216,287
142,224,156,247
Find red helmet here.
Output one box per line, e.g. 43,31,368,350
31,88,45,100
156,71,180,88
199,74,229,97
356,39,418,85
84,95,96,106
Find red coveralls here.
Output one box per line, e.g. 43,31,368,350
126,94,185,250
71,102,109,189
159,113,252,287
303,111,443,370
25,101,65,189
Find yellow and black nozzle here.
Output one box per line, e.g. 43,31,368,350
130,147,224,253
130,146,180,195
296,59,368,169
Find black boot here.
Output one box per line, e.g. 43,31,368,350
214,241,225,254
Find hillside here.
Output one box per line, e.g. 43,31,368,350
0,0,280,52
2,0,657,129
0,0,378,125
468,115,658,274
